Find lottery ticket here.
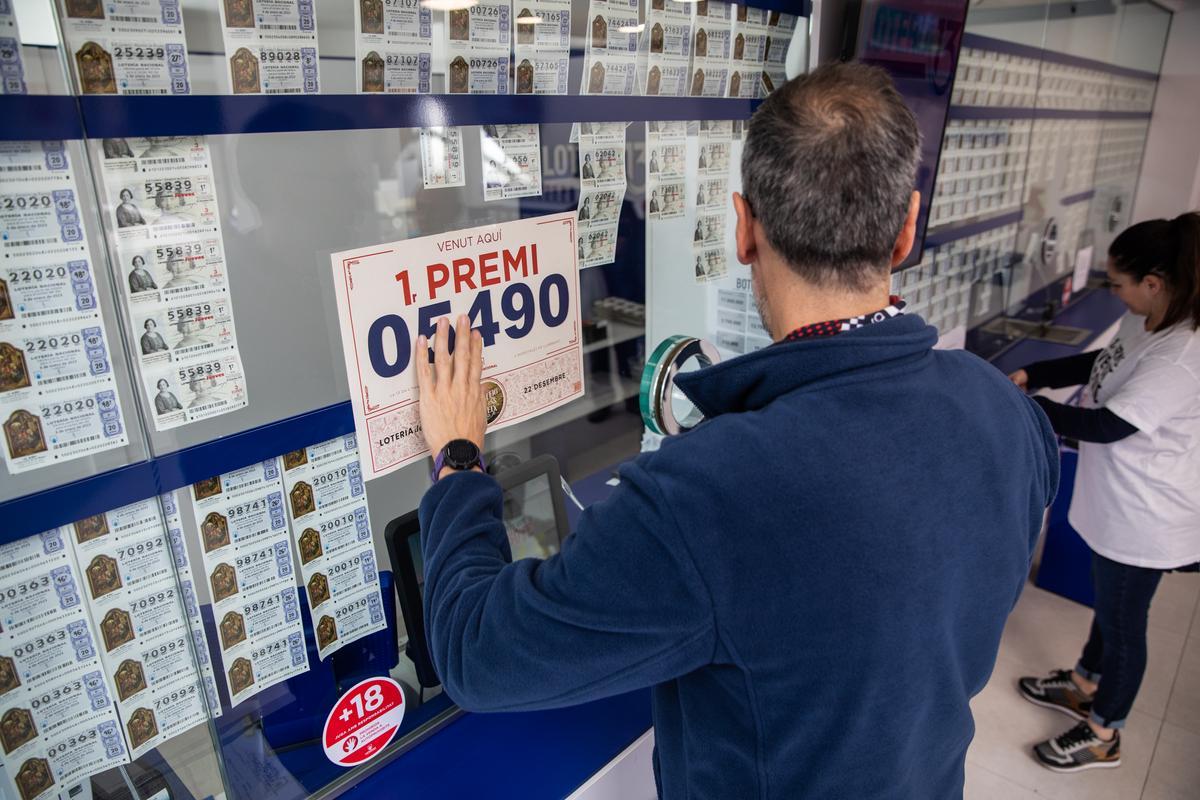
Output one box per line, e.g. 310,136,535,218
189,458,309,707
67,497,218,757
281,434,386,659
646,141,685,180
646,179,685,220
512,0,569,95
0,0,27,95
578,223,619,269
0,529,130,800
643,10,692,97
219,0,320,95
577,187,623,228
446,0,512,94
693,245,728,283
0,143,129,475
581,0,640,96
419,127,466,189
354,0,432,93
57,0,191,95
447,53,510,94
579,144,626,189
692,211,725,246
481,124,543,202
96,136,248,434
685,0,734,97
142,352,248,429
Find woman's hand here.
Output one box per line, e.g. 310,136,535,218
1008,369,1029,391
416,315,486,461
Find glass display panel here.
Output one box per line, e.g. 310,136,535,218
0,0,813,795
890,0,1171,356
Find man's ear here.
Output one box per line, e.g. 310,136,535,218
733,192,757,266
890,191,921,268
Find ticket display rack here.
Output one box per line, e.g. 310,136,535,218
880,1,1172,358
1,2,810,799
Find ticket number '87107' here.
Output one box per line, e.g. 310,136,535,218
330,212,584,480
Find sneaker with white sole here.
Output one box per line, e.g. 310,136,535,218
1033,721,1121,772
1018,669,1093,721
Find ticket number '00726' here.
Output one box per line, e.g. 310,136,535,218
331,212,584,480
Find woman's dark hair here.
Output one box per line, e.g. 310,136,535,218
1109,211,1200,332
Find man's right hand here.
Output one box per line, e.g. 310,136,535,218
1008,369,1029,391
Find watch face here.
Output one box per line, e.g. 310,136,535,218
446,439,479,468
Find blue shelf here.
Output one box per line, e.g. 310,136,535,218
1061,189,1095,207
2,401,355,545
961,32,1160,82
81,94,762,138
925,210,1023,247
947,106,1152,122
0,95,84,141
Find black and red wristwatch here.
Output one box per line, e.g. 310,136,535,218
431,439,485,482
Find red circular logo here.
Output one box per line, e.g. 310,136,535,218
323,677,406,767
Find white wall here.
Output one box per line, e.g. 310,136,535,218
1133,8,1200,222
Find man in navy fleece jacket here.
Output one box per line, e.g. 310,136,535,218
414,63,1059,799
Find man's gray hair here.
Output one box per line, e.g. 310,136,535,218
742,62,921,292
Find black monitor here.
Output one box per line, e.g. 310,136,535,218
384,454,571,689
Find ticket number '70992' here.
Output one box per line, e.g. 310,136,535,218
330,212,585,480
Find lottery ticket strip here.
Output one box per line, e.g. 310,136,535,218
576,122,628,268
42,0,795,99
0,141,130,474
0,434,386,799
0,0,26,95
98,135,249,432
57,0,191,96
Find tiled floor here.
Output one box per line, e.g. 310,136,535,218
965,573,1200,800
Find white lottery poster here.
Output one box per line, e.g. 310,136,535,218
481,124,542,201
0,530,130,800
0,0,27,95
580,0,640,95
446,0,512,94
419,127,466,189
66,499,217,758
218,0,320,94
354,0,432,94
512,0,570,95
56,0,191,95
281,434,386,660
97,135,249,432
330,212,584,480
188,459,309,707
0,140,130,475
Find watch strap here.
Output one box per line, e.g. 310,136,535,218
431,441,486,483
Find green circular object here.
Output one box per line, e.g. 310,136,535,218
639,335,720,436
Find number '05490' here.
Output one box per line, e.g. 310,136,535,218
366,276,568,378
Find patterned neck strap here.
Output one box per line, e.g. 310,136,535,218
781,296,907,343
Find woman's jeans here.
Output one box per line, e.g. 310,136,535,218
1074,552,1164,730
